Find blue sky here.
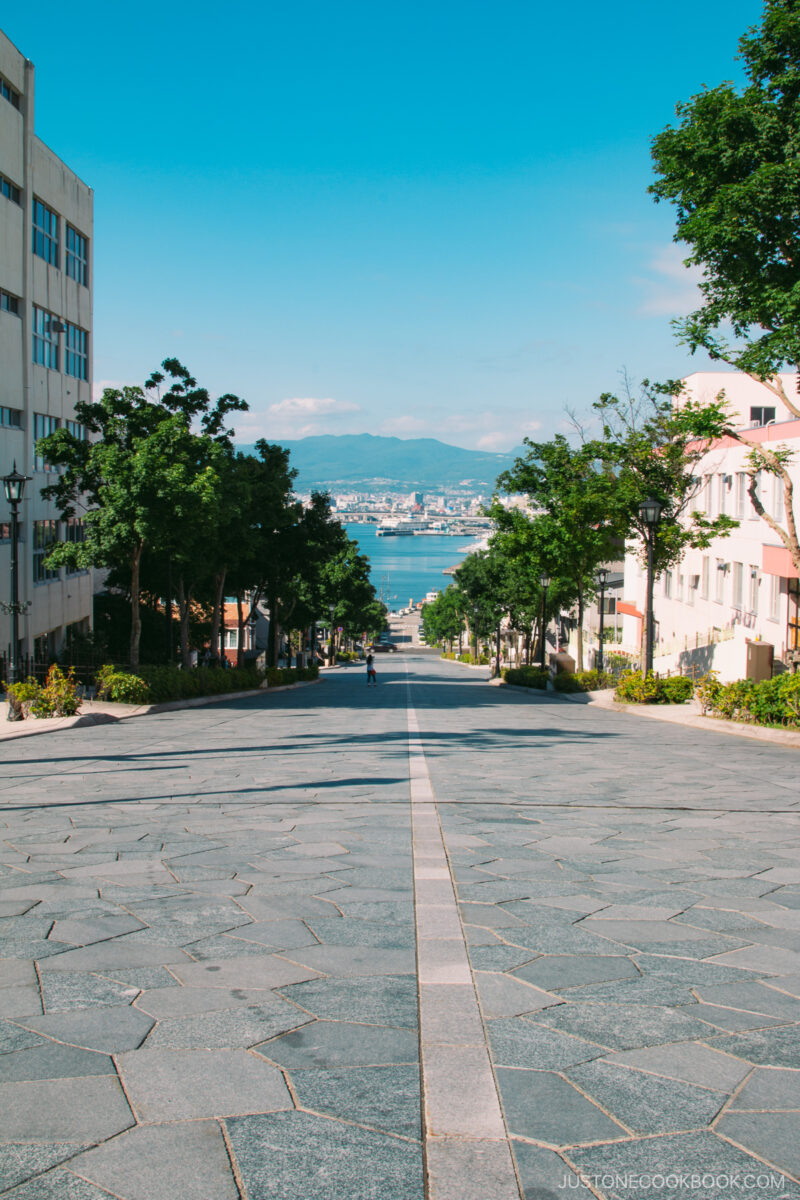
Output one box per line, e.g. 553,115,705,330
6,0,763,449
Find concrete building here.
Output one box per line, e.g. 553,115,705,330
620,372,800,680
0,29,95,668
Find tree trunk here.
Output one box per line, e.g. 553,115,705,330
576,583,584,671
268,594,279,667
165,555,173,664
177,576,193,669
236,593,245,668
129,541,144,669
210,570,226,666
525,628,531,666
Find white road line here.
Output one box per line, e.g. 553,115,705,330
406,668,521,1200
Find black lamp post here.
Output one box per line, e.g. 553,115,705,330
539,573,551,670
596,567,608,675
638,497,663,675
3,463,31,713
473,603,479,661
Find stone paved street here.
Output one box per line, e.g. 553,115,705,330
1,654,799,1200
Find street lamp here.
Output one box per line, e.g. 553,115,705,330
3,462,31,714
638,497,663,675
539,573,551,670
596,567,608,675
472,603,480,661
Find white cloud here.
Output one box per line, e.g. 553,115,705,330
92,378,128,400
267,396,360,417
636,245,704,317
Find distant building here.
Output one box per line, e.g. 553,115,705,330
0,29,96,665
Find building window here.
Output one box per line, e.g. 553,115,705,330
749,567,759,614
704,475,714,516
64,518,86,575
34,413,60,471
774,475,785,524
717,475,728,516
0,173,21,205
65,324,88,380
33,198,59,267
715,560,726,604
0,76,21,110
736,473,747,519
0,290,21,315
663,570,672,599
33,520,60,583
32,307,60,370
733,562,744,608
66,225,88,286
701,556,710,600
225,629,239,649
0,406,22,428
677,573,684,602
65,419,87,440
750,406,776,426
769,574,781,622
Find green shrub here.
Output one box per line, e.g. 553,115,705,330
95,665,151,704
502,666,549,689
615,669,694,705
28,665,82,718
697,672,800,727
553,669,613,693
4,677,41,719
265,664,319,687
135,664,264,703
659,674,694,704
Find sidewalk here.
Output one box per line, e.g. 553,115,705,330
0,678,322,743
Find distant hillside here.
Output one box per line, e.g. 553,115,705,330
236,433,523,491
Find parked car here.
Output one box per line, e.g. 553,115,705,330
368,640,398,653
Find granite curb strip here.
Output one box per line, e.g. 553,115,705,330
0,677,323,742
407,666,522,1200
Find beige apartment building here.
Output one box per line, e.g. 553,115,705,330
0,28,96,668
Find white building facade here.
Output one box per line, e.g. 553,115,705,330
0,29,96,668
620,373,800,681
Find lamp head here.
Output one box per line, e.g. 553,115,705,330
3,463,30,505
638,497,663,527
540,573,551,589
596,567,608,585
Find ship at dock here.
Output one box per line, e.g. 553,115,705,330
376,518,452,537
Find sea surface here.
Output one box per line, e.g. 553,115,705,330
345,523,473,610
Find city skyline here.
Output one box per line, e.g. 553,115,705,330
4,0,763,450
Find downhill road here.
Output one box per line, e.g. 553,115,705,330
0,654,799,1200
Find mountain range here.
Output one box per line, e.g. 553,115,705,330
236,433,524,492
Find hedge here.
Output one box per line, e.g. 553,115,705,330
614,670,694,705
695,671,800,728
502,665,549,689
553,669,614,693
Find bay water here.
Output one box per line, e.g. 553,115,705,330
345,523,473,610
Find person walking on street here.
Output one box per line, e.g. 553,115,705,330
366,653,377,687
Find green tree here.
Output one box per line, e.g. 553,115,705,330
421,586,465,651
37,361,247,668
496,436,622,668
651,0,800,570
